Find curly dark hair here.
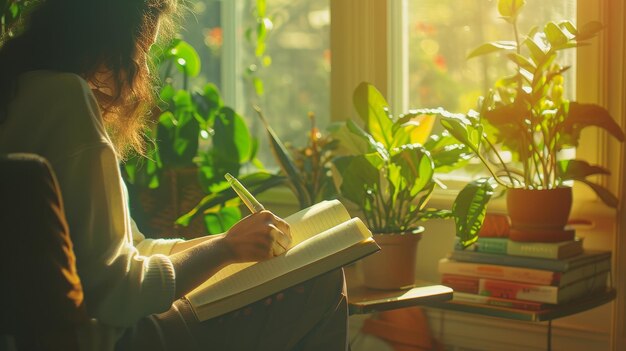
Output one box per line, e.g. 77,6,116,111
0,0,180,159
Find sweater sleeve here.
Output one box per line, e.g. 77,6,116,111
56,145,177,327
47,76,177,327
131,218,183,256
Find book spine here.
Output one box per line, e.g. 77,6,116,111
452,292,547,311
479,279,559,304
441,274,479,293
476,237,508,254
507,239,583,259
478,271,609,304
438,258,559,285
447,250,570,272
455,237,508,254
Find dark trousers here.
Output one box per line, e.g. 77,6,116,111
118,268,349,351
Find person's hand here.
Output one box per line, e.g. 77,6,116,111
222,210,292,263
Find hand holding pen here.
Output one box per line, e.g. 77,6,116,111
224,173,292,258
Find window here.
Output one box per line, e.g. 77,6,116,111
406,0,576,114
180,0,330,166
182,0,612,197
403,0,577,183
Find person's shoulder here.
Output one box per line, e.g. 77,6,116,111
17,70,106,140
20,70,91,96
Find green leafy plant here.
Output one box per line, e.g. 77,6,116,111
1,0,37,38
330,82,471,233
124,39,264,235
255,108,338,209
176,108,339,227
437,0,625,246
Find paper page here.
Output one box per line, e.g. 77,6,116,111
187,200,352,295
188,217,371,307
284,199,352,244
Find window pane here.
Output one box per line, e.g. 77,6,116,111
239,0,331,166
181,0,331,167
408,0,577,113
179,1,224,92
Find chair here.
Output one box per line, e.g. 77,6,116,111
0,153,87,351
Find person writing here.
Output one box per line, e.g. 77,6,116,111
0,0,349,350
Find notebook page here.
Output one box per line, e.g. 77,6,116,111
285,199,352,244
188,217,371,307
187,200,351,295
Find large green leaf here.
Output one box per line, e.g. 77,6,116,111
203,206,242,234
254,107,311,208
575,21,604,41
560,102,625,147
544,21,570,47
332,154,381,209
467,41,517,59
176,172,285,226
439,114,483,151
452,178,496,247
557,159,610,180
169,40,201,77
345,119,389,161
390,144,434,198
424,132,473,172
210,107,253,180
353,82,396,149
497,0,526,21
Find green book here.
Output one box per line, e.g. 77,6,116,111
507,237,584,259
455,237,508,254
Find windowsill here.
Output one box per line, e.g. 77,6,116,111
255,178,618,231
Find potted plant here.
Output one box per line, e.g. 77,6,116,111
330,82,469,289
175,109,339,229
437,0,624,245
123,39,264,238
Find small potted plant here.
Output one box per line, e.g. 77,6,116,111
438,0,624,245
330,82,469,289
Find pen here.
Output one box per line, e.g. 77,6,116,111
225,173,265,213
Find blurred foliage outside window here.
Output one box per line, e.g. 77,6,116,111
408,0,576,117
179,0,331,168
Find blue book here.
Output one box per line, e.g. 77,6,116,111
447,249,611,272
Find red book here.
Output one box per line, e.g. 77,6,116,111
441,274,479,294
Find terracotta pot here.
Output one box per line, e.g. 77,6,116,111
506,187,572,231
357,228,424,290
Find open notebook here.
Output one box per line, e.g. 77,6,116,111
185,199,379,322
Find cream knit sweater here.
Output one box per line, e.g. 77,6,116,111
0,70,182,348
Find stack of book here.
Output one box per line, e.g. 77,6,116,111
438,234,612,311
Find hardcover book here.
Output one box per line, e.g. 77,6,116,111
438,252,611,286
446,249,609,272
455,237,508,254
452,292,548,311
507,237,583,259
478,271,610,304
185,200,380,322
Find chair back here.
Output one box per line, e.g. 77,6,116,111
0,153,87,350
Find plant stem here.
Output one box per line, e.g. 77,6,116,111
483,136,518,187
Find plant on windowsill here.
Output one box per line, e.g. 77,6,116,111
330,82,471,289
436,0,625,245
175,108,340,231
123,38,265,238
